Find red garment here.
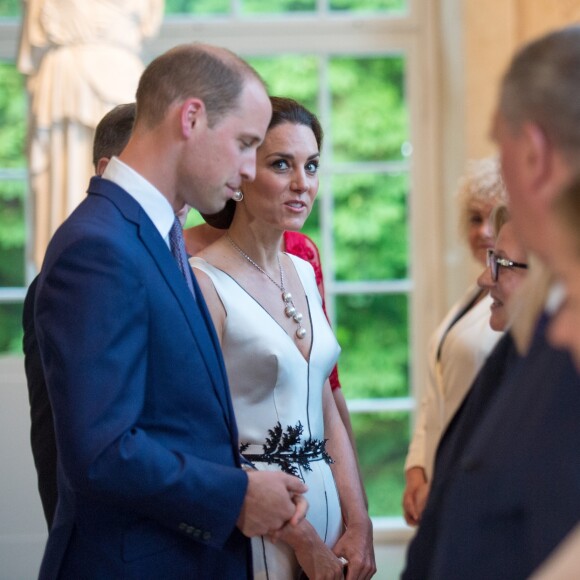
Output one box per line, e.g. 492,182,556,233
283,231,341,390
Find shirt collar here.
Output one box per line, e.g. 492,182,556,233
102,156,175,247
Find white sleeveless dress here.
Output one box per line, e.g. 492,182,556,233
191,254,343,580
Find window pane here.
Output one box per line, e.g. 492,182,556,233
330,0,406,13
0,0,20,17
301,196,320,247
0,180,25,287
330,55,408,162
0,62,26,168
333,172,409,281
336,293,409,398
352,411,408,517
0,61,26,293
0,303,23,354
247,55,319,112
184,209,205,229
243,0,315,14
164,0,228,15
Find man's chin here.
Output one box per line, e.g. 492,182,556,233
196,198,229,216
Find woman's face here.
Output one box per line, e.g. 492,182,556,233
240,121,319,232
547,226,580,372
477,221,528,331
466,200,496,265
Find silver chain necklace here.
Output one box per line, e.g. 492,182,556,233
226,233,306,339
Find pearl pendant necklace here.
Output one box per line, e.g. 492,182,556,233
227,234,307,340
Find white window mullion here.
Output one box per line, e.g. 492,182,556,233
318,53,336,327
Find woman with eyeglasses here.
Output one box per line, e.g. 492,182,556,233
478,207,529,331
402,157,507,526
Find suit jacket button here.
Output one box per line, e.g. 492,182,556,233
193,529,201,538
186,526,194,535
178,522,187,531
202,531,211,541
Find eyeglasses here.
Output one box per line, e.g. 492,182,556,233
486,248,528,282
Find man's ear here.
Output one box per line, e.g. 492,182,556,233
521,121,552,191
96,157,110,176
180,98,205,138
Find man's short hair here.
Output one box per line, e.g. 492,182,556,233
499,26,580,161
92,103,136,168
135,43,266,129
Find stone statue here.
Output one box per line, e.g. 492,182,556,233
18,0,164,268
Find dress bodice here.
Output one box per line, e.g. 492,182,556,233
191,254,340,445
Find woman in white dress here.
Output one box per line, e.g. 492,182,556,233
192,97,374,580
402,157,507,526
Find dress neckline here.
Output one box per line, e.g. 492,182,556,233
191,255,314,365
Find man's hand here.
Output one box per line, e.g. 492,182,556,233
237,471,308,537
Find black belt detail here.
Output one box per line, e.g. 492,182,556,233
240,421,334,479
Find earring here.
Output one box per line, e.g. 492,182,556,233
233,190,244,202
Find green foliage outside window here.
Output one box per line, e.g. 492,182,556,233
333,172,409,281
164,0,228,15
0,63,26,170
330,56,407,162
248,56,319,113
243,0,315,13
0,62,26,352
337,293,409,400
352,411,409,515
330,0,406,12
164,0,405,15
0,0,19,17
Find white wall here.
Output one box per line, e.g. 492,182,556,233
0,355,47,579
0,355,412,579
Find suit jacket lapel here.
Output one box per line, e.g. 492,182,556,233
190,272,238,439
88,177,236,431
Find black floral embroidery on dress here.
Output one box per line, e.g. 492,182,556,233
240,421,334,479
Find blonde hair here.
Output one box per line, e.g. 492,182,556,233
456,156,508,241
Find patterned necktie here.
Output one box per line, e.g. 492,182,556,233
169,216,195,299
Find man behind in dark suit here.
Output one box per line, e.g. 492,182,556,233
403,26,580,580
33,44,307,579
23,103,137,529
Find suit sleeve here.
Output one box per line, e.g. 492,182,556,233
23,276,58,529
35,227,247,548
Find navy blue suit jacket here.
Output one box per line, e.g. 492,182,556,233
35,177,250,579
403,316,580,579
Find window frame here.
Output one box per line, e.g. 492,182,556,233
0,0,447,530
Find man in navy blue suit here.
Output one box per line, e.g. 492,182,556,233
403,26,580,579
34,43,307,579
